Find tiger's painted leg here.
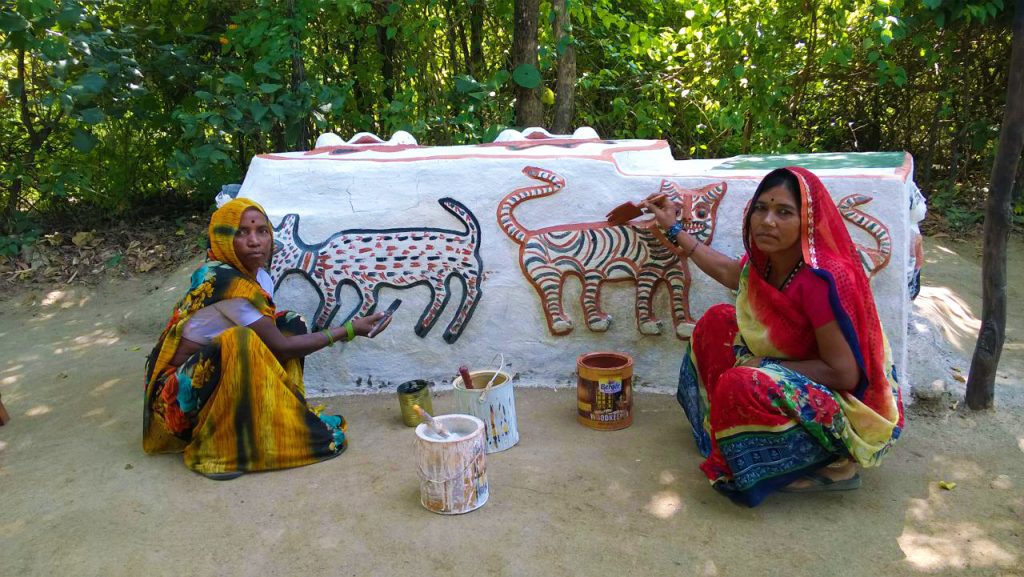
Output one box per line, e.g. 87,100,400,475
415,276,449,338
443,272,480,343
355,284,377,317
666,267,695,339
315,283,343,330
526,264,573,335
581,273,612,332
635,268,665,335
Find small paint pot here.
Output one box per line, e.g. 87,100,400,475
397,380,433,426
576,352,634,430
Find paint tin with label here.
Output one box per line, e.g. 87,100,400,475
397,380,433,426
576,352,634,430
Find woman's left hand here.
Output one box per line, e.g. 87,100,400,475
351,312,389,337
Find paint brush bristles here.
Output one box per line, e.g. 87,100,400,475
413,404,450,438
605,193,667,226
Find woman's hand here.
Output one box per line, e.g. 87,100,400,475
351,312,389,338
640,194,681,230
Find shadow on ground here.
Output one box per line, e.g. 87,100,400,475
0,236,1021,577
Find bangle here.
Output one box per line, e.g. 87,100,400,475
322,328,335,347
344,320,355,341
685,238,699,257
665,221,684,245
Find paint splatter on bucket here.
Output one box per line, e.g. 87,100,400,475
576,352,633,430
414,414,489,514
453,369,519,453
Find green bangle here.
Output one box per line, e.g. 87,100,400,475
322,328,335,347
344,320,355,342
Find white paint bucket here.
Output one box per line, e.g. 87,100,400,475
414,414,489,514
452,363,519,453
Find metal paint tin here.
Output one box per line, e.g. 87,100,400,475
397,380,433,426
453,369,519,453
576,352,634,430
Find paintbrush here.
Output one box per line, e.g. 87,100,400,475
605,193,666,226
459,365,474,389
412,404,450,438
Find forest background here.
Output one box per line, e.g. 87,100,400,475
0,0,1020,271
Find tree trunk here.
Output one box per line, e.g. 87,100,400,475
469,0,485,77
288,0,310,149
551,0,576,134
512,0,542,128
374,0,398,106
965,0,1024,410
445,0,460,73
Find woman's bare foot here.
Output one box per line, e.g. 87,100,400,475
783,459,858,491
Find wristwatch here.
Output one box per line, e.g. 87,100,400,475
665,221,684,245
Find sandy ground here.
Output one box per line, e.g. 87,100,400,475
1,235,1022,577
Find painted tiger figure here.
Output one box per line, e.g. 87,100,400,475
838,193,893,278
270,197,483,344
497,165,727,339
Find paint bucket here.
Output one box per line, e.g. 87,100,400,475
452,355,518,453
414,414,489,514
397,380,433,426
576,352,634,430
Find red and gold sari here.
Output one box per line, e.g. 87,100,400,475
677,167,904,506
144,198,345,477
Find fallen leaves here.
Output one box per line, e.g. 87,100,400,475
938,480,957,490
1,216,207,291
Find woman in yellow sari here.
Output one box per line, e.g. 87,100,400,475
144,198,389,480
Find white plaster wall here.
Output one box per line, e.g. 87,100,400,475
236,131,916,399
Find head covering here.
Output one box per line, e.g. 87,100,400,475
208,198,272,279
738,167,903,465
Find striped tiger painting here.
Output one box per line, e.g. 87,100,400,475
497,166,726,339
837,193,893,279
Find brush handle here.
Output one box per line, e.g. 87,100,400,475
459,366,474,389
413,404,450,437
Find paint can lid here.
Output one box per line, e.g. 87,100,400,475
397,379,429,394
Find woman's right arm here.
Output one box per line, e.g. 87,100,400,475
642,195,742,290
248,312,388,362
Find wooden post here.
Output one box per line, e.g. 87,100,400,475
965,0,1024,410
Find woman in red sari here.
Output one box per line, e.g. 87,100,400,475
644,167,903,506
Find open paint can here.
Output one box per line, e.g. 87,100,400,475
414,414,489,514
452,356,518,453
576,351,634,430
397,380,433,426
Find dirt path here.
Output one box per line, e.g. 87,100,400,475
0,235,1021,577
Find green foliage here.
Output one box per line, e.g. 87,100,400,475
0,213,41,258
0,0,1016,235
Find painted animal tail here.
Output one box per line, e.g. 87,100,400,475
496,166,566,244
438,197,480,249
838,194,892,275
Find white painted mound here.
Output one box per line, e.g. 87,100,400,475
229,128,925,398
